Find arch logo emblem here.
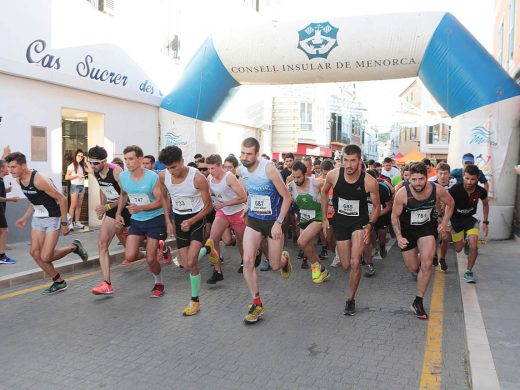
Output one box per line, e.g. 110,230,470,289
297,22,339,59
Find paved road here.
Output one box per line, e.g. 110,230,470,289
0,240,468,389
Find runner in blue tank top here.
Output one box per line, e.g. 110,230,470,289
115,145,172,299
238,137,292,324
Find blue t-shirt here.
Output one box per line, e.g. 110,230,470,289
119,169,164,221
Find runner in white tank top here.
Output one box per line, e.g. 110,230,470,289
198,155,248,284
158,146,213,317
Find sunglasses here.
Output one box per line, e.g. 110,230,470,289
88,160,104,166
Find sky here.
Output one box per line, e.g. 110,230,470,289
265,0,495,129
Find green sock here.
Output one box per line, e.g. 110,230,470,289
190,274,201,300
198,246,209,261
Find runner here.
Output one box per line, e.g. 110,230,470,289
321,144,381,316
391,162,454,319
199,154,247,284
449,164,489,283
5,152,89,294
363,169,393,277
320,159,340,268
238,137,292,324
431,162,456,272
158,146,213,315
115,145,171,298
0,159,19,264
288,161,330,283
87,146,132,295
450,153,489,191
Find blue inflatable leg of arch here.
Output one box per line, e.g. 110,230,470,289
161,12,520,238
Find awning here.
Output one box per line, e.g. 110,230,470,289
393,152,404,159
396,149,425,164
295,143,332,158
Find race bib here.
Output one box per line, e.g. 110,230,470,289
300,209,316,221
33,204,49,218
410,208,432,225
128,194,150,206
174,197,193,213
251,194,272,215
338,198,359,216
100,185,119,200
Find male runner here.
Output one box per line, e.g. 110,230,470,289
6,152,88,294
0,159,19,264
115,145,171,298
321,145,381,316
158,146,213,315
320,159,340,267
363,169,393,276
449,164,489,283
199,154,247,284
87,146,132,295
288,161,330,283
391,162,454,319
431,162,456,271
238,137,292,324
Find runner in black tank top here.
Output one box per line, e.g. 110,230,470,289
5,152,88,295
391,162,454,320
321,145,380,317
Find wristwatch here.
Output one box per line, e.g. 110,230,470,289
60,221,68,226
482,220,489,224
276,216,284,224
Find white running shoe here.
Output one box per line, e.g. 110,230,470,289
74,222,85,229
330,256,341,267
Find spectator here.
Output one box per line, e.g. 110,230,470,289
0,159,19,264
65,149,88,230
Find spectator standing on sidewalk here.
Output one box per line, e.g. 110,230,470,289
0,159,19,264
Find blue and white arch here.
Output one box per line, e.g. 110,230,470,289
161,12,520,239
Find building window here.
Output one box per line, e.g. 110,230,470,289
300,102,312,131
498,20,504,65
31,126,47,161
508,0,516,67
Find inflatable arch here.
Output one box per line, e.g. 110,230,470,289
160,12,520,239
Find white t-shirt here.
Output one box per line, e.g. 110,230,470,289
67,163,85,185
381,166,400,180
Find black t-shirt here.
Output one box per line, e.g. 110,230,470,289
0,177,6,213
281,168,292,184
449,183,487,220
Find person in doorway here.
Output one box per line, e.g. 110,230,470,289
0,159,19,264
6,152,89,294
65,149,89,230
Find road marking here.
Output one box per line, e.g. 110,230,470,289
0,260,147,300
420,268,445,390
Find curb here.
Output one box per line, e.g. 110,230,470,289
456,251,500,390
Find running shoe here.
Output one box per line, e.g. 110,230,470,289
344,299,356,316
411,300,429,319
364,263,375,277
313,269,331,284
260,259,271,271
244,303,264,324
74,222,85,229
330,256,341,268
379,244,387,259
280,251,292,279
254,250,262,268
206,270,224,284
311,263,321,280
121,259,131,265
464,271,476,283
42,280,68,295
297,249,304,259
92,281,113,295
72,239,88,262
162,246,172,265
433,254,438,267
150,283,165,298
301,257,309,269
237,264,244,273
464,240,470,255
319,248,329,259
204,239,220,265
371,246,379,258
439,258,448,272
182,300,201,316
0,256,16,264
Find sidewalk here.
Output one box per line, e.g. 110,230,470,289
458,238,520,390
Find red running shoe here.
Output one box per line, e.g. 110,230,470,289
150,283,165,298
